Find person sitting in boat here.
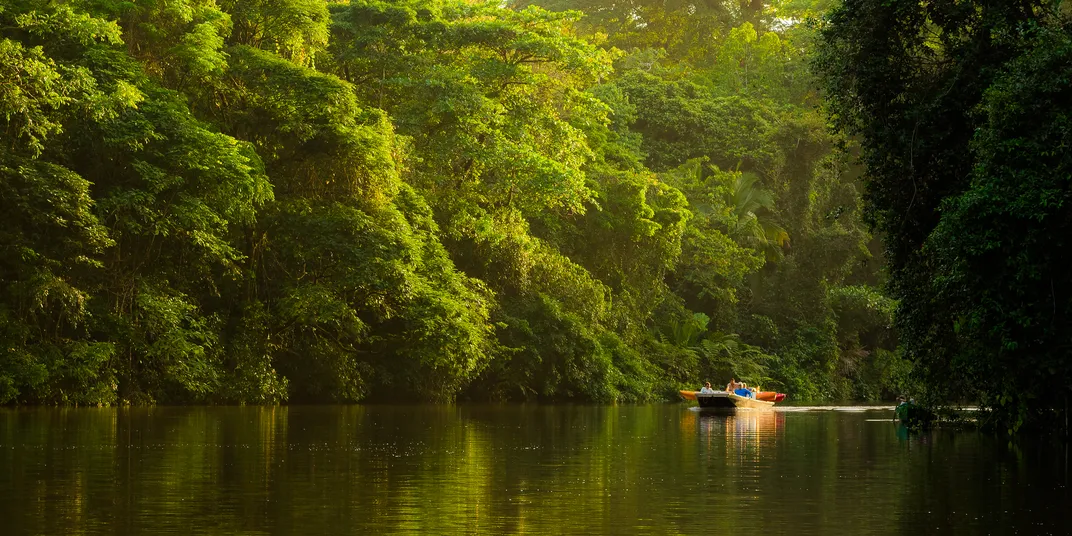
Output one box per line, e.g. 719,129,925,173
734,382,755,399
699,382,716,394
725,378,739,392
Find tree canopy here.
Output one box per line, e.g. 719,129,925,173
1,0,901,406
816,0,1072,431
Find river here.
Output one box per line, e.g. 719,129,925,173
0,405,1068,534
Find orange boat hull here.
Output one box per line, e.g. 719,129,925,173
682,389,784,404
756,391,786,402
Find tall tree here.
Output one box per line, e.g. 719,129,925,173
817,0,1071,430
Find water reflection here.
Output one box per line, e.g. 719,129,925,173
686,408,785,438
681,409,786,462
0,405,1068,535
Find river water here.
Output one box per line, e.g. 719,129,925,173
0,405,1068,535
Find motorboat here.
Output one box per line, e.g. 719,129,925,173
679,389,785,410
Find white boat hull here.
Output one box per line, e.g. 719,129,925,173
695,391,775,410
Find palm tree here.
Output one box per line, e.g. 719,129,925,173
663,159,789,259
699,331,771,386
663,312,711,348
729,171,789,260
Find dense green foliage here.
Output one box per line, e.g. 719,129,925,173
817,0,1072,431
520,0,900,401
0,0,898,404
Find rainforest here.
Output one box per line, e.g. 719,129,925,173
1,0,1069,432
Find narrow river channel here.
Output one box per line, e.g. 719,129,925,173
1,405,1068,534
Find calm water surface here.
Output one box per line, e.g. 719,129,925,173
0,405,1069,535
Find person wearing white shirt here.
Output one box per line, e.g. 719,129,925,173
699,382,716,394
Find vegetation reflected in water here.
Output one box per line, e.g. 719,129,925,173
0,406,1068,534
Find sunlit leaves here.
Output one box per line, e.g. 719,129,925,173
220,0,329,65
331,0,612,216
704,21,812,104
14,5,124,47
0,144,114,404
210,45,398,201
0,38,96,155
85,0,233,86
262,196,494,402
613,70,781,173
